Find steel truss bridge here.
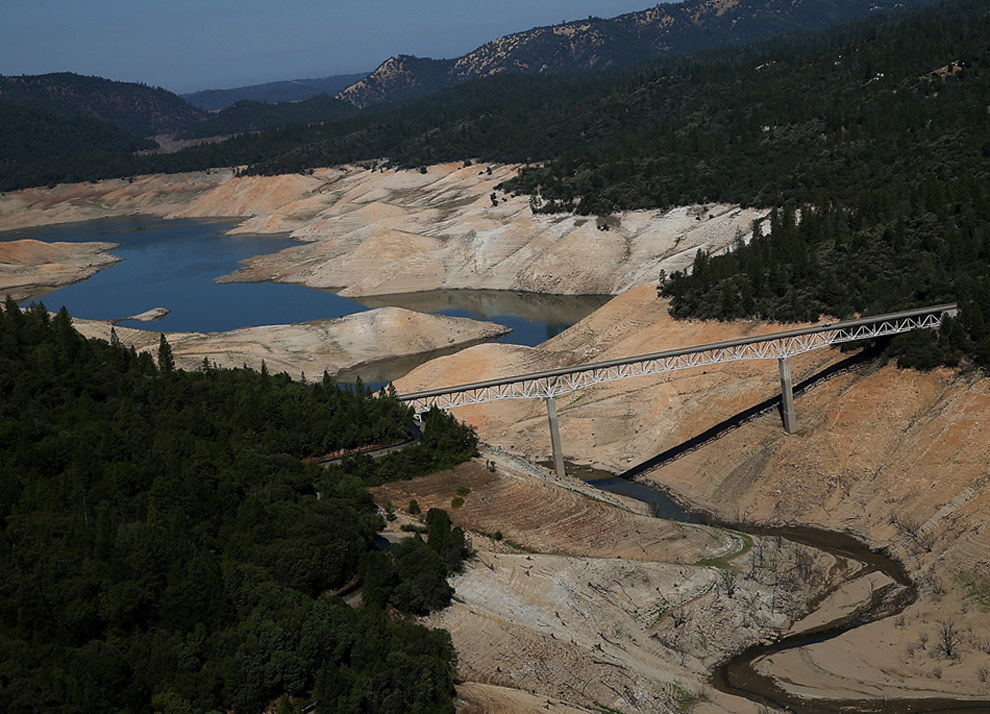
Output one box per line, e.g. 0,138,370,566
398,303,958,478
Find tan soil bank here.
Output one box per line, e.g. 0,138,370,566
373,454,846,714
0,239,120,301
72,307,510,379
655,362,990,706
218,164,766,297
395,286,990,708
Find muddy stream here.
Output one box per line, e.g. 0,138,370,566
569,464,990,713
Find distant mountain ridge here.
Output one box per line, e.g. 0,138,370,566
0,0,947,168
181,73,369,111
337,0,940,107
176,94,359,140
0,73,205,137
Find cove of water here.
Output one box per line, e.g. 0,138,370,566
6,217,366,333
5,217,608,350
360,290,611,347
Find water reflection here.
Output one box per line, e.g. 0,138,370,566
356,289,611,346
333,339,494,387
559,462,701,523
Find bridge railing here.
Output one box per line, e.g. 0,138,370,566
398,303,958,414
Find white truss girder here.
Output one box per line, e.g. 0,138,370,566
399,304,957,414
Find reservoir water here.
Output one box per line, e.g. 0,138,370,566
4,217,609,380
6,217,363,332
562,462,701,523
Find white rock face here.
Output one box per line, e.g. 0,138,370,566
220,163,767,297
0,162,767,299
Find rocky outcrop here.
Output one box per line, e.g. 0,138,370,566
336,0,939,107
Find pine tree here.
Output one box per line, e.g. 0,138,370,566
157,333,175,373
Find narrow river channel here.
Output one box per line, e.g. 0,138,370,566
571,463,990,713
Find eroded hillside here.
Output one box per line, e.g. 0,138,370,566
394,285,990,708
0,163,766,297
5,162,988,709
372,453,846,714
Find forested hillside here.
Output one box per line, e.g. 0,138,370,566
0,299,477,713
176,94,359,141
337,0,939,108
0,73,361,163
0,100,156,162
0,73,205,138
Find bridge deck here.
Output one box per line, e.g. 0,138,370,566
398,303,958,413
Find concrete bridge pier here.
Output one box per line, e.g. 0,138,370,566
778,356,797,433
545,396,567,478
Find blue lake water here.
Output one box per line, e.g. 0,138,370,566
5,215,609,350
6,216,367,332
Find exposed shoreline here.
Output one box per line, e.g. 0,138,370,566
5,164,988,710
393,285,990,710
0,238,121,301
0,163,767,297
71,307,512,381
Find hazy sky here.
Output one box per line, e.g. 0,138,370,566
2,1,657,94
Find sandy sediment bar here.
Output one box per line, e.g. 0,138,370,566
72,306,511,380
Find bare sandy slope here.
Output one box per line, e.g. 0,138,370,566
221,164,766,296
395,284,841,472
373,455,844,714
0,164,767,297
395,286,990,706
655,365,990,704
71,307,510,379
0,170,241,231
0,239,120,301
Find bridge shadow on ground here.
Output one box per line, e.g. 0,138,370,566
617,342,888,482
